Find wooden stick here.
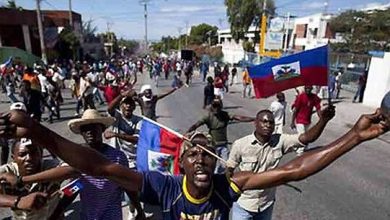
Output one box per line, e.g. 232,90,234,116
141,116,229,165
182,136,228,165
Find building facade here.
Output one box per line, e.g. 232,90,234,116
289,13,336,51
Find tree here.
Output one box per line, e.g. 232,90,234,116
82,19,98,42
242,40,255,52
2,0,23,10
189,23,218,45
225,0,275,41
117,38,140,55
57,27,80,60
330,9,390,53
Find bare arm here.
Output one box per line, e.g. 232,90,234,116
107,94,123,116
290,108,297,129
187,120,205,133
0,192,48,210
157,88,177,100
104,130,139,144
0,194,17,208
233,109,389,191
2,111,144,193
298,105,335,145
108,90,136,116
231,114,255,123
22,166,80,184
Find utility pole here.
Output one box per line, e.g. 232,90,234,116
68,0,73,29
283,12,290,52
185,21,189,48
177,27,183,51
139,0,150,51
36,0,47,64
323,0,329,14
259,0,267,55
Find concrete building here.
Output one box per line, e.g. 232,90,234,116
0,8,103,60
289,13,336,51
0,8,40,55
217,26,259,64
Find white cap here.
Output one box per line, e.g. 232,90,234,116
20,138,33,147
10,102,27,112
140,84,152,94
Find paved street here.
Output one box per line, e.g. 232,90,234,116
1,70,390,219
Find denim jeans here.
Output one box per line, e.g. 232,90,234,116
214,144,229,174
232,202,274,220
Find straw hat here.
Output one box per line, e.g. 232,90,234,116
68,109,115,134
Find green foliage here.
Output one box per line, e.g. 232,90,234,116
58,27,80,60
189,23,218,45
242,40,255,52
117,38,140,55
2,0,23,10
224,0,275,41
82,19,98,42
330,9,390,53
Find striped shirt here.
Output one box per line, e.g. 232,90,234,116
79,144,128,220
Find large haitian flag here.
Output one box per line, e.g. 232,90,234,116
249,45,328,98
137,117,183,175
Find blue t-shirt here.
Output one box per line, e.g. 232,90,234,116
141,171,241,220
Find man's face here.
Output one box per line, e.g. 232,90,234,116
255,112,275,137
304,86,313,94
80,123,104,146
120,100,135,118
182,145,216,189
277,93,285,102
12,144,42,176
211,100,222,113
144,89,153,99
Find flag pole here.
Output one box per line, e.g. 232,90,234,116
141,116,229,165
327,44,333,106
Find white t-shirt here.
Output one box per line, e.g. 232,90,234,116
269,100,287,125
37,74,50,93
80,76,93,96
176,62,181,71
107,110,143,168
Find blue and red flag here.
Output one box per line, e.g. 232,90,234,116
137,117,183,175
249,45,329,98
61,179,83,197
0,57,13,75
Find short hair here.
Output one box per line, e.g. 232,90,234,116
256,109,273,119
11,139,42,155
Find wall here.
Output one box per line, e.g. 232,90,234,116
363,52,390,107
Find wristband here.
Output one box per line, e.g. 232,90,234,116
12,195,22,210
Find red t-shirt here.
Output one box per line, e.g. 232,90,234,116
293,93,321,125
100,85,120,104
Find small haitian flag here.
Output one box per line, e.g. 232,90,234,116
249,45,329,98
0,57,13,75
137,117,183,175
61,179,83,197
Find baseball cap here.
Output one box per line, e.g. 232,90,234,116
10,102,27,112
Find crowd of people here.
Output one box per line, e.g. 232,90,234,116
0,55,387,220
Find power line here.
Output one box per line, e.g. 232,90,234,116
42,0,58,10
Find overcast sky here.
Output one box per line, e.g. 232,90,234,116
4,0,390,40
